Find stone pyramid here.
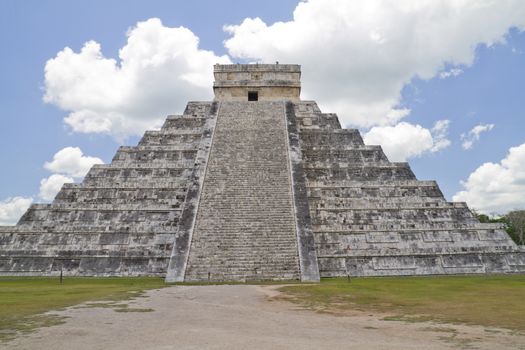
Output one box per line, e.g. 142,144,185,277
1,64,523,282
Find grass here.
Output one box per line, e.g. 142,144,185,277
2,275,524,342
0,277,166,342
278,274,525,332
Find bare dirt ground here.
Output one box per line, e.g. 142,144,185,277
5,285,525,350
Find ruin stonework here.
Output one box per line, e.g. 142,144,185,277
1,64,524,281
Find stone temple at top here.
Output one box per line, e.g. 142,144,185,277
1,63,524,282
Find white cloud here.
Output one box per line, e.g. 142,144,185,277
44,147,103,178
453,143,525,214
0,147,99,218
430,119,452,152
0,197,33,226
363,120,450,162
39,147,102,201
439,68,464,79
224,0,525,128
39,174,74,202
44,18,231,139
461,123,494,150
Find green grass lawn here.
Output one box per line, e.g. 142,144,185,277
2,275,524,343
279,274,525,332
0,277,166,342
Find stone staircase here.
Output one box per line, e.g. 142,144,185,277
290,101,525,277
183,102,301,282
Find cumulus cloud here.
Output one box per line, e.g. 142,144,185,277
453,143,525,214
0,147,99,216
461,123,495,150
39,174,74,201
363,120,450,162
44,147,103,178
0,197,33,226
431,120,452,152
38,147,103,201
44,18,231,139
439,68,464,79
224,0,525,127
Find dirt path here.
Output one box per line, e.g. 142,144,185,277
5,285,525,350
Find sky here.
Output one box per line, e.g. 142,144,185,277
1,0,525,224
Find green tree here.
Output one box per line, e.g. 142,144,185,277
472,209,523,246
505,210,525,245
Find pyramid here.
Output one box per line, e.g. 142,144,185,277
1,64,523,282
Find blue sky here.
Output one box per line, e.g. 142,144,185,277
1,0,524,223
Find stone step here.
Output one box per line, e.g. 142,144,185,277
112,148,197,163
185,273,300,282
311,201,464,210
138,131,203,147
16,221,180,232
319,200,455,209
313,224,505,234
309,197,447,208
308,185,444,199
188,267,299,274
0,225,176,234
312,221,502,232
307,180,439,188
24,203,182,211
192,246,298,251
299,129,364,147
188,255,299,261
312,218,479,227
318,252,525,277
0,246,174,257
60,183,188,190
294,113,341,130
109,159,196,167
160,117,207,131
293,101,322,114
84,166,193,180
0,256,171,276
314,231,516,247
191,236,298,241
53,187,187,205
316,246,519,258
52,198,182,207
311,207,475,221
17,208,180,226
118,145,199,152
78,180,189,188
304,163,416,182
187,261,300,269
302,149,390,165
182,101,216,118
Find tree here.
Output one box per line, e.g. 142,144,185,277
471,209,523,246
505,210,525,245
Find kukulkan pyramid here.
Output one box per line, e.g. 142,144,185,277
1,64,524,282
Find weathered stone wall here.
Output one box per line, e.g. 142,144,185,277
294,100,525,277
213,64,301,102
0,102,218,276
214,86,300,102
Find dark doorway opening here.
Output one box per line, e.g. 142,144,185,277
248,91,258,101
